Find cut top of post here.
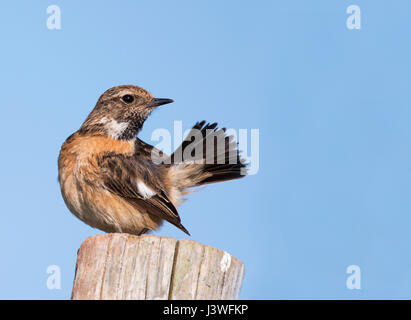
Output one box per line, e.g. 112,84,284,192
71,233,245,300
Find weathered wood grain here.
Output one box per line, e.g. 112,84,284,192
71,233,244,300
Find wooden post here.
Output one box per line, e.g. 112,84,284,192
71,233,245,300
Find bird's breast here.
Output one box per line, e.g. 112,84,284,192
58,132,135,225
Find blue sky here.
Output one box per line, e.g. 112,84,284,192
1,1,411,299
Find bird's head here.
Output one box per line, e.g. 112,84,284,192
79,85,173,140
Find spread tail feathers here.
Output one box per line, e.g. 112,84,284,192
168,121,247,192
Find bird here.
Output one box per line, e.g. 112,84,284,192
58,85,247,236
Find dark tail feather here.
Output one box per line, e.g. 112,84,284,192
170,121,247,187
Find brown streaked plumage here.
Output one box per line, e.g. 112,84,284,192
58,85,247,236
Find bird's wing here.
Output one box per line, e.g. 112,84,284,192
135,138,170,163
98,153,190,235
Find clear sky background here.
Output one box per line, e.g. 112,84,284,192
0,1,411,299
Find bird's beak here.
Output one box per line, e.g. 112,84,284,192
148,98,174,107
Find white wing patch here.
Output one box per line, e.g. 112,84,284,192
137,180,156,199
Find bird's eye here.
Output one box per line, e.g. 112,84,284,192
122,95,134,103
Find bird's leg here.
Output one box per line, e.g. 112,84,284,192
137,228,149,236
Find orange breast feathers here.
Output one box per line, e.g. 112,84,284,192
57,133,142,232
58,132,135,186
